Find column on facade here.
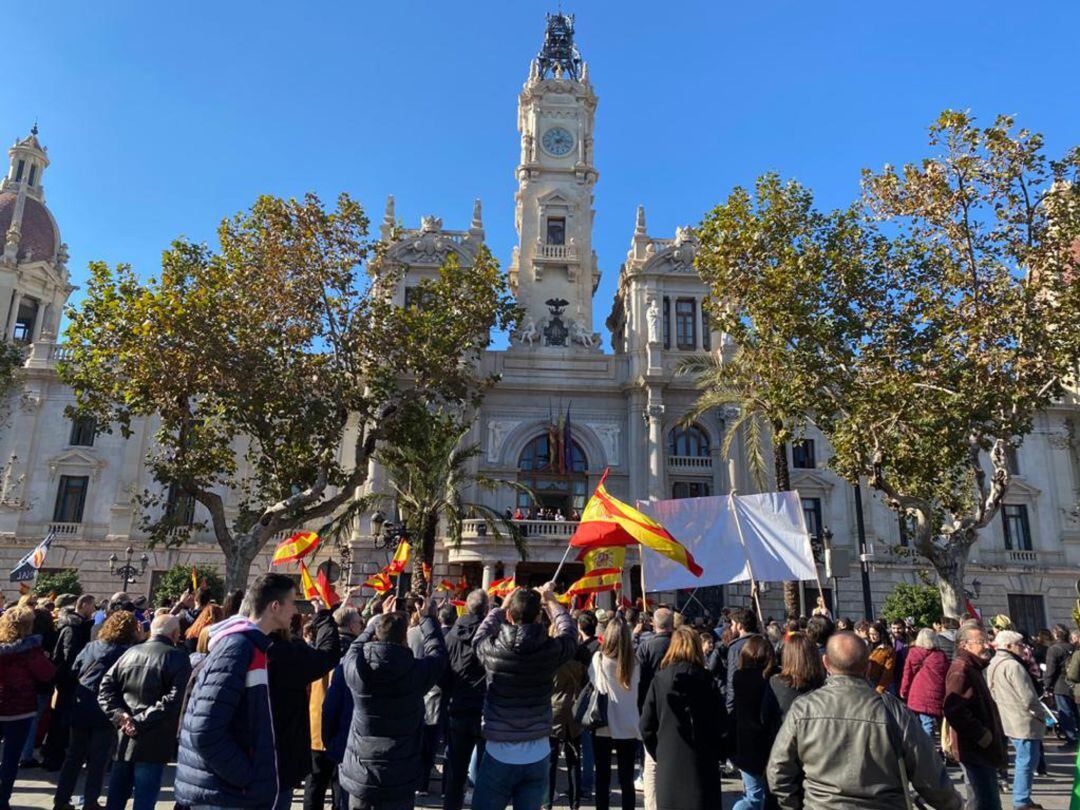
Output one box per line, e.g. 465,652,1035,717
482,564,493,589
646,387,664,500
627,389,646,504
696,296,704,351
5,290,22,339
30,298,44,342
504,561,517,585
0,283,14,337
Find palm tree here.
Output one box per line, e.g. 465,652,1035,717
374,407,530,594
678,350,802,619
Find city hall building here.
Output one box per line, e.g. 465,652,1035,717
3,16,1080,629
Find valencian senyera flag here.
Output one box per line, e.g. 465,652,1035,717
9,532,55,583
387,539,411,575
569,469,703,576
271,531,320,566
567,568,623,595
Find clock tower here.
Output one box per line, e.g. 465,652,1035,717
509,13,601,349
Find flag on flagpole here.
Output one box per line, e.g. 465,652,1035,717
9,532,55,583
387,539,411,575
299,561,319,600
569,469,702,576
567,568,622,595
271,531,320,566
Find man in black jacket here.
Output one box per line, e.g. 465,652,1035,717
637,607,674,810
1044,623,1077,748
443,588,488,810
472,582,577,810
43,593,96,770
575,610,600,799
98,614,192,810
340,594,446,810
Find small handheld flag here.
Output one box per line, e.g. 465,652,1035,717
271,531,320,566
190,565,199,593
314,566,342,607
387,540,411,575
570,469,702,576
487,576,516,597
9,532,55,583
299,561,319,600
363,570,393,593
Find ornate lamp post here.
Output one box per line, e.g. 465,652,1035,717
108,546,149,592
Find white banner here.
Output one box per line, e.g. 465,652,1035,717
636,491,817,593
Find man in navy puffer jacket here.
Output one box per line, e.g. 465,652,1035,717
339,593,446,810
174,572,297,809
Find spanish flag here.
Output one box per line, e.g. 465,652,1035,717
363,570,393,593
271,531,320,566
387,539,411,575
314,566,341,608
487,576,516,597
577,546,626,571
567,568,623,595
450,599,468,617
299,561,319,600
190,565,199,593
569,469,702,577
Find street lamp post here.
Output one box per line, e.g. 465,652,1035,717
853,482,874,620
108,546,150,592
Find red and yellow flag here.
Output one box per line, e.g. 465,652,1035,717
577,546,626,571
567,568,623,595
387,539,411,575
422,562,432,583
299,561,319,600
437,578,468,593
190,565,199,592
487,576,516,597
569,469,702,577
363,570,393,593
272,531,320,566
450,599,468,617
314,566,341,608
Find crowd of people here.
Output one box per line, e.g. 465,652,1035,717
1,578,1078,810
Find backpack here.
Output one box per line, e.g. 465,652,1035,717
1065,649,1080,703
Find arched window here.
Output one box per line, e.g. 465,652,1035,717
668,424,710,457
517,434,589,517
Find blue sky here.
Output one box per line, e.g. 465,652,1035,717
5,2,1078,346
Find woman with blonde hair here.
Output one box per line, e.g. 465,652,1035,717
588,615,639,810
0,605,56,807
640,626,723,810
53,610,141,810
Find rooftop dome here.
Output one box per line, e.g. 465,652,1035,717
0,192,57,262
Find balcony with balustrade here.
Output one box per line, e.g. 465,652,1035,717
454,518,580,563
535,243,579,262
667,455,713,471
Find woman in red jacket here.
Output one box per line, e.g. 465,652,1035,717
900,627,949,740
0,605,57,808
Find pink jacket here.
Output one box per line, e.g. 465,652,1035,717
900,646,948,717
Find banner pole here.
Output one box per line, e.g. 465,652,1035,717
729,491,765,629
551,541,574,585
639,544,648,609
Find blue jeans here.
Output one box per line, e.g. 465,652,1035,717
580,730,595,794
0,717,33,806
472,752,549,810
1055,694,1078,745
733,771,767,810
1009,738,1040,807
918,712,936,739
960,762,1003,810
105,760,167,810
19,693,48,761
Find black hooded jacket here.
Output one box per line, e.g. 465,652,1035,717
444,612,487,719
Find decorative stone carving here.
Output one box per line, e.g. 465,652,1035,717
647,403,665,420
588,423,620,466
517,316,539,346
487,420,522,463
569,320,595,348
646,298,661,346
0,455,27,509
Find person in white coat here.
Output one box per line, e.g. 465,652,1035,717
987,630,1050,810
589,616,640,810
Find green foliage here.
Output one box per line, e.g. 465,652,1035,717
376,405,529,592
694,111,1080,613
152,564,224,606
32,569,82,597
880,582,943,628
59,192,518,589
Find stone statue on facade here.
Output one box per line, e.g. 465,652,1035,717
570,320,595,348
646,298,661,345
517,316,539,346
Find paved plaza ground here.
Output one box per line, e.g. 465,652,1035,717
11,737,1080,809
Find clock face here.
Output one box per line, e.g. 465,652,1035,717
542,126,575,157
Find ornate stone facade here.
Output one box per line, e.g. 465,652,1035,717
3,19,1080,629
